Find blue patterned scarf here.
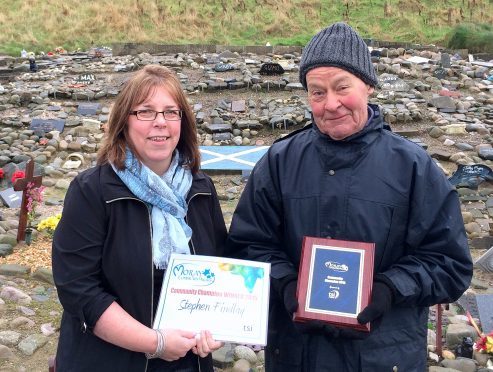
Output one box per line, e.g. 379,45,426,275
112,149,193,269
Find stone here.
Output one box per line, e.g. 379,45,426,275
380,74,410,92
259,63,284,75
232,359,251,372
0,345,14,360
233,345,257,364
0,188,22,208
29,118,65,134
0,330,21,346
32,267,54,285
429,96,456,110
212,344,235,369
445,323,477,349
231,100,246,112
440,358,477,372
10,316,35,329
17,334,48,356
0,244,13,257
475,294,493,334
77,102,100,116
0,264,31,276
449,164,493,190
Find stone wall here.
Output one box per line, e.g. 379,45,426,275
111,43,302,56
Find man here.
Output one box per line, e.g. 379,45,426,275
226,23,472,371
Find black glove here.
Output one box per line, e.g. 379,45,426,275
357,281,394,329
282,279,299,315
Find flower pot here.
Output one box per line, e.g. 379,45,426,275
25,228,33,246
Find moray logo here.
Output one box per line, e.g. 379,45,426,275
325,261,349,272
172,263,216,286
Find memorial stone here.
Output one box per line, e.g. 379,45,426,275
379,74,410,92
259,63,285,75
476,247,493,273
441,53,451,68
30,118,65,134
449,164,493,189
76,74,96,85
0,188,22,208
433,67,447,80
231,100,246,112
214,63,235,72
77,103,101,116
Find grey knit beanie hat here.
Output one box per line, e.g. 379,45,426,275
299,22,378,89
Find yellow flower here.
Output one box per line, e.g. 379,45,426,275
486,335,493,354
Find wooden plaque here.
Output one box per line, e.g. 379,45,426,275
294,237,375,332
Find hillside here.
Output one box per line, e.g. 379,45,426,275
1,0,493,55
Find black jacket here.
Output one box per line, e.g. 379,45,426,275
226,105,472,372
53,163,227,371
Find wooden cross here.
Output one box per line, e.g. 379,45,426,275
13,159,42,243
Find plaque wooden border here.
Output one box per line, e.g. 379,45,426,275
294,237,375,332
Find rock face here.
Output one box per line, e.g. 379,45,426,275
0,46,493,370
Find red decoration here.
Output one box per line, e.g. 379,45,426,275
0,168,4,179
11,170,25,184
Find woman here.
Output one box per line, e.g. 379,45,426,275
52,65,227,371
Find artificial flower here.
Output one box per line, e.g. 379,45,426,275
11,170,25,184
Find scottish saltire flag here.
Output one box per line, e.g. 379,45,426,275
200,146,269,170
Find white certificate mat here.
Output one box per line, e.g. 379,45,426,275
153,254,270,345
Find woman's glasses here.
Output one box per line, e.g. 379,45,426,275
129,109,182,121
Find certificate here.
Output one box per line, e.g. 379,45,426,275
153,254,270,345
294,237,375,331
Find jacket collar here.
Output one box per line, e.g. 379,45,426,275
99,163,210,203
311,104,385,170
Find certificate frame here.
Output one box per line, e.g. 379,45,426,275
153,254,270,345
293,237,375,332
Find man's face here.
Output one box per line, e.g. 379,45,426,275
306,66,374,140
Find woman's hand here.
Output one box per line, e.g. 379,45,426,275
192,330,224,358
160,329,196,361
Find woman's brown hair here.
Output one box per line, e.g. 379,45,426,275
98,65,200,173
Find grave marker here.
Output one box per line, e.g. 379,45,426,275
441,53,451,68
77,102,101,116
259,63,285,75
13,160,43,242
476,294,493,334
76,73,96,84
214,63,235,72
0,188,22,208
433,67,447,80
231,100,246,112
30,118,65,134
476,247,493,273
448,164,493,189
379,74,410,92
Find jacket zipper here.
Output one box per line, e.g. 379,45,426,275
185,191,211,372
107,197,153,372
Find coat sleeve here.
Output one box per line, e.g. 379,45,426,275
381,158,473,307
226,154,298,283
52,173,116,330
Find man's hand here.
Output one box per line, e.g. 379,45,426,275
357,281,394,328
282,279,299,315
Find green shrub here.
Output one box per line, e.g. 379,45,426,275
446,23,493,53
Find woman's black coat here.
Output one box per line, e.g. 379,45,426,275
53,164,227,371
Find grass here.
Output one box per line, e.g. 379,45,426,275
0,0,492,55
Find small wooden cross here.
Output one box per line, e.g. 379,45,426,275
13,159,42,243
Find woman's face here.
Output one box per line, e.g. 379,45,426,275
127,85,181,175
